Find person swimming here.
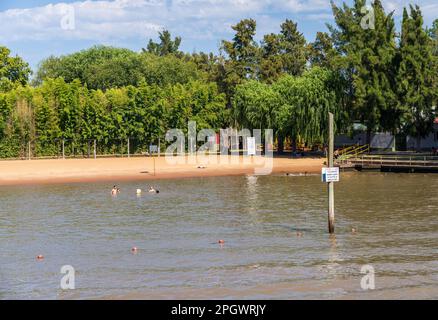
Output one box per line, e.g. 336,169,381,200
111,185,120,195
148,186,159,194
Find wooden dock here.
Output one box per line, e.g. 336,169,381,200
338,155,438,173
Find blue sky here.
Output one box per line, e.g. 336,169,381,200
0,0,437,72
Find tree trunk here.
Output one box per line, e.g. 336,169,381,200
291,137,297,154
277,134,284,154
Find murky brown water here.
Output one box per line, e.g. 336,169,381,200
0,172,437,299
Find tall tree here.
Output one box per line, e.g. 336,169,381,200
397,6,436,151
308,32,338,69
144,30,182,56
221,19,260,105
330,0,398,143
428,19,438,56
278,19,307,77
260,20,307,83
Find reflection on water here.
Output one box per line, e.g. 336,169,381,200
0,172,437,299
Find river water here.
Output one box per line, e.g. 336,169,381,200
0,172,437,299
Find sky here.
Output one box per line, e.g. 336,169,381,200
0,0,437,72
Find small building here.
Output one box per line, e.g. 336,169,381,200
335,119,438,151
405,119,438,150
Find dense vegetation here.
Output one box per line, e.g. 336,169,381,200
0,0,437,157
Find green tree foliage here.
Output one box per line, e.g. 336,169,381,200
144,30,182,56
0,76,227,157
428,19,438,104
429,19,438,55
139,53,202,87
233,80,280,131
221,19,260,105
330,0,398,142
233,67,341,151
397,6,437,151
260,20,307,83
0,46,32,92
308,32,338,69
273,67,340,147
34,46,201,90
34,46,138,88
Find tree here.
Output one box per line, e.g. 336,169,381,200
428,19,438,56
308,32,338,69
330,0,398,143
259,20,307,83
34,46,139,89
233,80,280,131
33,89,60,156
233,80,281,152
0,46,32,91
273,67,339,151
144,30,182,56
221,19,260,105
397,6,436,151
259,33,284,83
278,19,307,77
428,18,438,108
139,52,201,87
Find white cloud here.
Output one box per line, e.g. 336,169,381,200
0,0,332,43
276,0,331,13
0,0,436,46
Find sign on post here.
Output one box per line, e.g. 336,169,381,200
247,137,256,156
149,145,158,153
322,167,339,183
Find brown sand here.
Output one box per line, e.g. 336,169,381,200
0,155,324,186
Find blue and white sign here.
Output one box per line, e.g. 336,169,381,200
322,167,339,182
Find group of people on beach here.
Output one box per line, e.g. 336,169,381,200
111,185,159,195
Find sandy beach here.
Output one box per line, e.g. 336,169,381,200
0,155,324,186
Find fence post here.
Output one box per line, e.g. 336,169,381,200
28,140,31,160
158,137,161,157
62,139,65,159
127,138,130,158
94,139,97,159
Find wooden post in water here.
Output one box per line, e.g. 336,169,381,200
328,112,335,234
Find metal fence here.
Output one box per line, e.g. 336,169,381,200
0,138,163,160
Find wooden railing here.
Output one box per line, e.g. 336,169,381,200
338,144,370,161
345,155,438,167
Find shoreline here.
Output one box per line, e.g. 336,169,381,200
0,155,324,186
